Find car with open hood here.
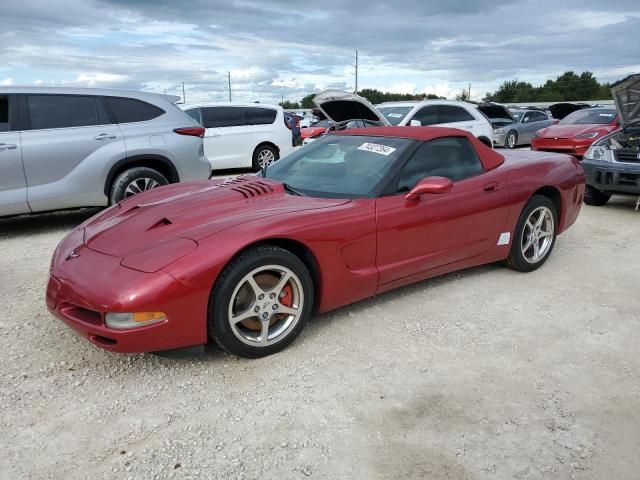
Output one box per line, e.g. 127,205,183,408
581,74,640,206
477,104,553,149
531,106,619,158
311,90,494,147
47,124,584,358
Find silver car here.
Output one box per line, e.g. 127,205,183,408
0,87,211,217
478,104,554,149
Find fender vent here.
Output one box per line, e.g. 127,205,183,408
225,177,274,198
146,217,172,230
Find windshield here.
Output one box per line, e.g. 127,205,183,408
264,135,415,198
377,106,414,126
560,109,617,125
510,111,524,122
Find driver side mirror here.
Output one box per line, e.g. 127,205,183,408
405,176,453,201
409,119,422,127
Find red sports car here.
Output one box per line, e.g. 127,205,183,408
47,126,584,358
531,107,620,158
300,119,331,140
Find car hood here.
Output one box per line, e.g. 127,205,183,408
548,103,590,120
611,73,640,126
476,103,515,122
536,123,616,139
313,90,391,126
82,177,349,259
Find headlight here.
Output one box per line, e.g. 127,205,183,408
584,145,614,162
106,312,167,329
494,128,504,134
576,132,600,139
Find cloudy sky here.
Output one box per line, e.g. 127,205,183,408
1,0,639,103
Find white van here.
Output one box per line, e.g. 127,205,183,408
182,103,294,171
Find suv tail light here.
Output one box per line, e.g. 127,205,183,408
174,127,205,138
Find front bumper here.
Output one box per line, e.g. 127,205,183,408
492,132,506,146
47,238,209,353
582,159,640,195
531,138,591,157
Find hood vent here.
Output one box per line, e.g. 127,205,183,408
225,177,275,198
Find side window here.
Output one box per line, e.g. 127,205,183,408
437,105,475,123
411,105,438,125
0,96,9,132
396,137,484,192
27,95,111,130
202,107,245,128
534,111,548,121
104,97,164,123
522,112,533,123
244,107,277,125
186,108,202,125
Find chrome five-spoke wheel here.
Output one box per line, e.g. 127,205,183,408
521,206,554,264
228,265,304,346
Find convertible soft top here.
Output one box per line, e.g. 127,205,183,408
333,126,505,170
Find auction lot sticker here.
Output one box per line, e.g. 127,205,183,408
357,142,397,156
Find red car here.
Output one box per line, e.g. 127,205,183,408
531,107,620,158
300,119,331,140
47,126,584,358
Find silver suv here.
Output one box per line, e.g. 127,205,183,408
0,87,211,217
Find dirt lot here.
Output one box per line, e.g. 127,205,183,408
1,194,639,480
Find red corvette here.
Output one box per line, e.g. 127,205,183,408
531,107,619,158
47,126,584,358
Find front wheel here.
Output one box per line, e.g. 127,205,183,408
505,131,518,149
506,195,557,272
584,185,611,206
208,245,314,358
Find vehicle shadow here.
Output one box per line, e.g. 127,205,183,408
0,208,101,238
600,195,639,212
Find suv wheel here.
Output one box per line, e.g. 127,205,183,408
109,167,168,204
584,185,611,206
252,145,279,172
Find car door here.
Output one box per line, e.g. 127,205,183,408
201,106,250,169
436,105,479,134
0,94,29,216
19,94,125,212
518,112,541,143
375,137,510,287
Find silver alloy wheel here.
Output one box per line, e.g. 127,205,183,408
521,206,554,264
124,177,160,197
257,149,276,169
507,132,517,148
228,265,304,347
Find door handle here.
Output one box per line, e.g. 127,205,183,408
93,133,117,141
483,181,500,192
0,143,17,152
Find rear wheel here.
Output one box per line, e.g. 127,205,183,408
109,167,168,204
506,195,557,272
252,145,279,172
208,245,314,358
584,185,611,206
505,131,518,149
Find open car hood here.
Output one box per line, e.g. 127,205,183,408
313,90,390,126
611,73,640,126
548,103,590,120
476,103,515,122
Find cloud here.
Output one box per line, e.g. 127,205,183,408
0,0,639,103
0,78,13,86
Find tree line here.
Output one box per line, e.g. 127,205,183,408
279,71,616,110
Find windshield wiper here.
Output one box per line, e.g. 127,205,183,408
282,183,306,196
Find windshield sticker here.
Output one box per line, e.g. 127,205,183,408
357,142,397,156
388,113,403,118
599,113,615,117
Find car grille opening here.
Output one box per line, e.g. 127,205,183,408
60,303,103,326
615,149,640,163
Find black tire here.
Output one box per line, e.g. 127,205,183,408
252,144,279,172
583,185,611,206
505,195,558,273
109,167,168,204
504,131,518,149
208,245,314,358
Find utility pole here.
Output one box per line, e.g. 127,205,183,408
228,72,232,102
353,49,359,94
468,83,472,101
181,82,186,104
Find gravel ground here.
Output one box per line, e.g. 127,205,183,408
1,194,639,480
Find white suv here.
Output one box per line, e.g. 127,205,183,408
182,103,294,171
312,91,493,148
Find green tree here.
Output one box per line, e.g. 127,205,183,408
278,100,300,109
300,93,317,109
